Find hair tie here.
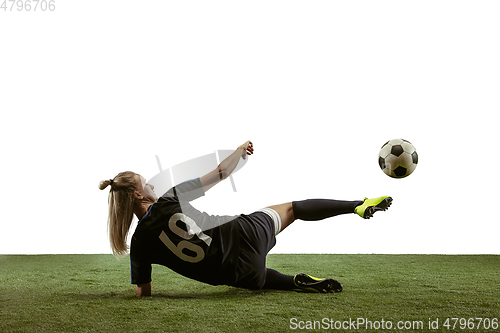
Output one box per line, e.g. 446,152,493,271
109,179,114,186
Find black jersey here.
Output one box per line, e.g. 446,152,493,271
130,178,241,286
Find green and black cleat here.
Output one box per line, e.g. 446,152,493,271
293,273,343,293
354,196,393,219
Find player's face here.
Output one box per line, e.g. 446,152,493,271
137,175,158,202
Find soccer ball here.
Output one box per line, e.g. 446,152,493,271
379,139,418,178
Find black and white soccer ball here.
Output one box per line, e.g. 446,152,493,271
379,139,418,178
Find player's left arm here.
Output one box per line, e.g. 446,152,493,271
200,141,253,192
136,282,151,296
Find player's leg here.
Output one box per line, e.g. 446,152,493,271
262,268,343,293
267,196,392,233
262,268,295,290
292,199,364,221
265,202,295,233
267,200,361,233
293,197,392,220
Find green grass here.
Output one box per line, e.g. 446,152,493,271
1,254,499,332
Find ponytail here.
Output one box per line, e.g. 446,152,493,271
99,171,137,257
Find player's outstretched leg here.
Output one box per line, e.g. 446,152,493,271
291,199,364,221
354,196,393,219
293,273,343,293
267,197,392,234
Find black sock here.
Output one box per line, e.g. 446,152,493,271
292,199,363,221
262,268,296,290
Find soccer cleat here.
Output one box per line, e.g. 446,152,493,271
354,196,392,219
293,273,343,293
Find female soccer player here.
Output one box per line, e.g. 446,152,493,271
99,141,392,296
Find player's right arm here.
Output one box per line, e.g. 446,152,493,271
200,141,253,192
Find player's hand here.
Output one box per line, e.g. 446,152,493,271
238,141,253,159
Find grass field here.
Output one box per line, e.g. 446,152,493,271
0,254,498,332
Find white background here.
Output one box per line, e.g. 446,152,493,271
1,1,498,255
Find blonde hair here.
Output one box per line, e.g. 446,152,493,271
99,171,137,257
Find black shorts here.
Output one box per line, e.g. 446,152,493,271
231,211,277,289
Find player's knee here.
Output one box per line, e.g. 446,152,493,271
288,202,296,221
278,203,295,231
